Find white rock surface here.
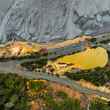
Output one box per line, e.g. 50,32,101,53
0,0,110,42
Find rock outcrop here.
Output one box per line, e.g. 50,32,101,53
0,0,110,42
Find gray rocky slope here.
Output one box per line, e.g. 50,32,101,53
0,0,110,43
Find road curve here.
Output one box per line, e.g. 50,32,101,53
0,60,109,100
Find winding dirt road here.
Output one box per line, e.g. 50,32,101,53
0,34,109,100
0,59,109,100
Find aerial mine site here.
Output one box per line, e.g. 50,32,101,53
0,0,110,110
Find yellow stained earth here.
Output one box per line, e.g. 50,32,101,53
46,47,108,75
6,41,43,56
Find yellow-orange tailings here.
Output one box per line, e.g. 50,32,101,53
46,47,108,75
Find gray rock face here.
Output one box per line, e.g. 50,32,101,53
0,0,110,43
